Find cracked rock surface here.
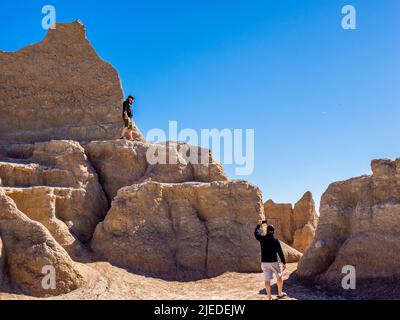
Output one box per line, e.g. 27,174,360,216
92,180,264,280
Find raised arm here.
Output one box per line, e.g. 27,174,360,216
254,225,262,241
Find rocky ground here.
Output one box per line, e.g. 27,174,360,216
0,263,344,300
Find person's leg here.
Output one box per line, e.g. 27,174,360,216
265,280,272,300
272,262,286,299
128,129,133,141
127,119,134,141
277,276,284,297
120,118,129,139
120,127,127,139
261,264,274,300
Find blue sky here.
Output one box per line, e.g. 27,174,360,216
1,0,399,210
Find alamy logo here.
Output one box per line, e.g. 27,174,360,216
145,121,255,176
341,265,356,290
341,5,357,30
41,265,56,290
42,5,56,30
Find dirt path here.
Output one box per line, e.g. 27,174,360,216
0,263,345,300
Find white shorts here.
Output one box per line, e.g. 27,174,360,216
261,262,283,281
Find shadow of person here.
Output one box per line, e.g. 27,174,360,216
259,288,267,295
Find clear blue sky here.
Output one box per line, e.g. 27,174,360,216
1,0,399,210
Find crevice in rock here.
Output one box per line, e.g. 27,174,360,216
84,150,112,211
165,200,179,279
192,193,210,278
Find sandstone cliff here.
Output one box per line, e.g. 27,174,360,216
92,180,264,280
297,158,400,292
0,20,142,144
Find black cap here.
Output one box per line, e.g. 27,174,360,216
267,224,275,235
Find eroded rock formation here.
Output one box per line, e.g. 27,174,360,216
297,158,400,290
0,20,305,297
85,140,228,201
0,20,142,144
92,180,264,280
0,140,108,244
292,192,319,252
0,188,85,297
3,187,85,258
264,192,318,252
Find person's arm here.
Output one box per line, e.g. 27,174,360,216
254,225,262,241
254,220,264,241
276,240,286,265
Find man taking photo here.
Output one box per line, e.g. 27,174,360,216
255,220,287,300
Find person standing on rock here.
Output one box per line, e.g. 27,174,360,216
120,96,135,140
255,221,287,300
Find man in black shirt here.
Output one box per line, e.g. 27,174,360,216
255,220,287,300
120,96,135,140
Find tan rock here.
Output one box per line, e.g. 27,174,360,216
292,223,316,253
264,200,294,244
292,192,318,252
297,158,400,289
92,180,263,280
293,192,318,230
281,242,303,263
4,187,85,258
0,140,108,242
0,21,143,144
0,188,84,297
85,140,228,201
264,192,318,253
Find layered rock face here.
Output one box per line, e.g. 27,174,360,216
0,188,85,297
297,158,400,289
0,135,264,294
264,201,294,244
85,140,228,201
0,140,108,245
3,187,85,258
0,20,142,144
92,180,264,280
264,192,318,252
